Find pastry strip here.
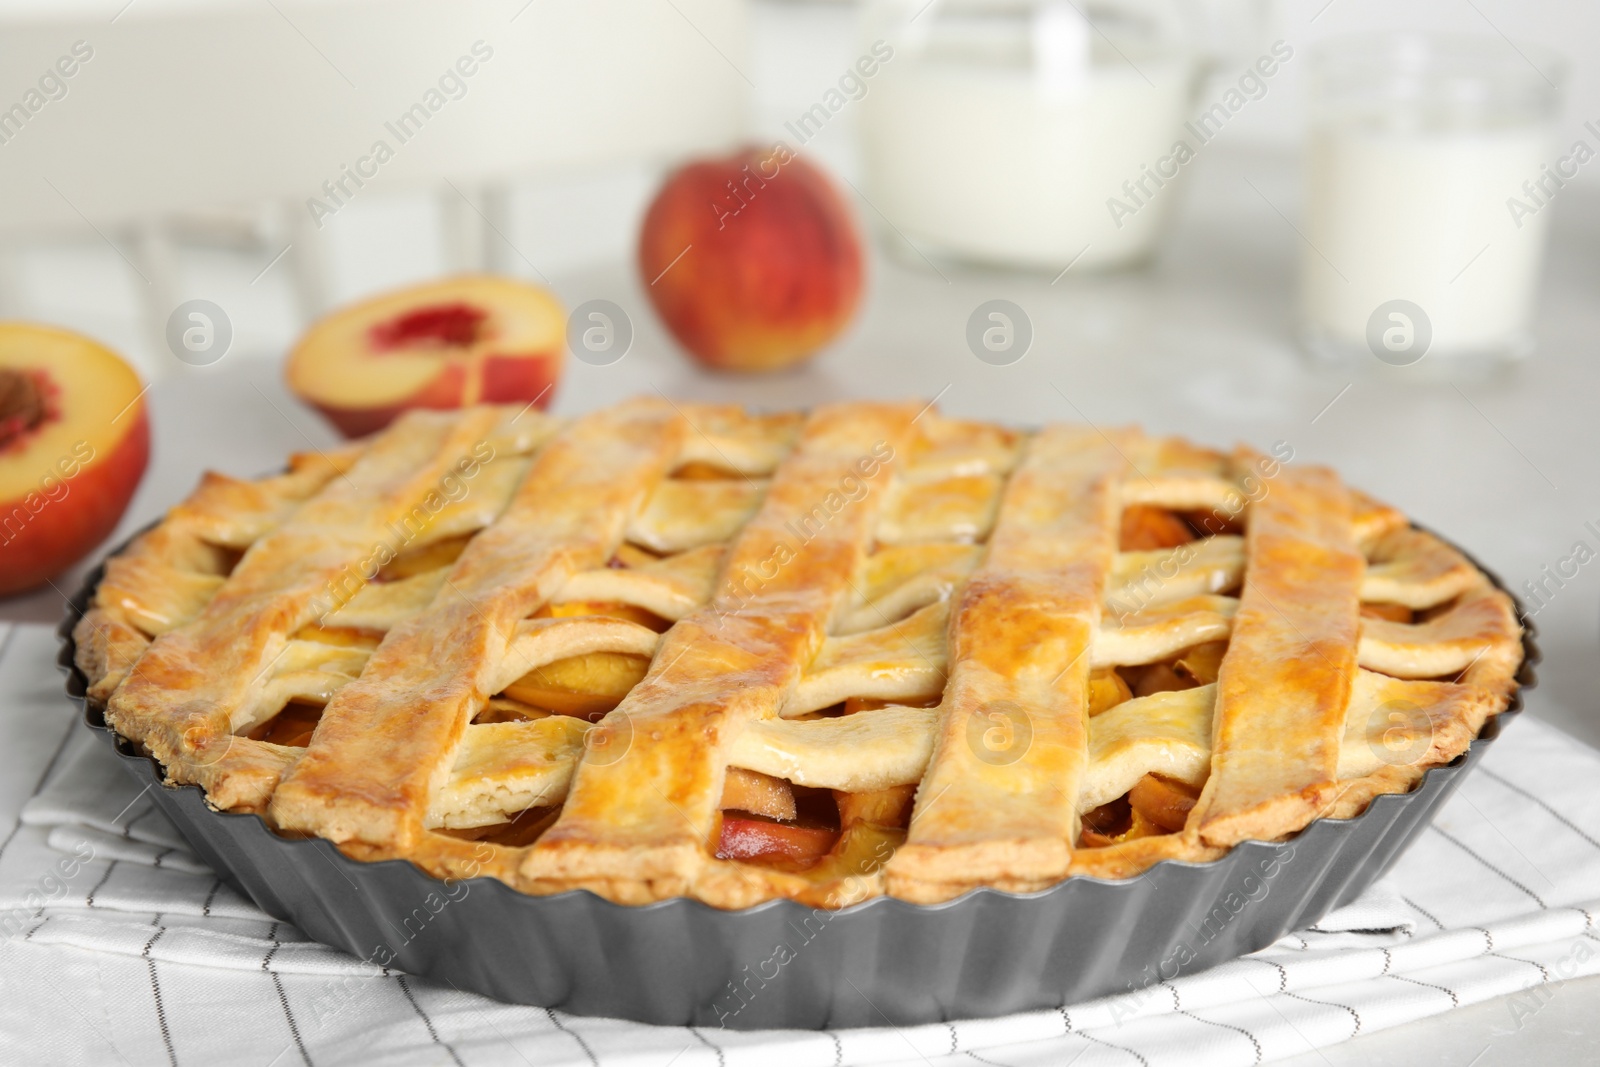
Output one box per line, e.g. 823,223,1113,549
887,427,1127,902
1188,453,1363,848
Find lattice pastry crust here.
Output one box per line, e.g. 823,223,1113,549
75,398,1523,908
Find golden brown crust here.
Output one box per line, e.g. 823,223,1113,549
74,400,1524,908
1067,834,1226,880
1189,456,1364,849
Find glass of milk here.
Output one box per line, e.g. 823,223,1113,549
1299,34,1564,372
857,0,1203,273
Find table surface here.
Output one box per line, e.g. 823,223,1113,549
8,138,1600,1063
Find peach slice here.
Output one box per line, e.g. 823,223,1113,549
1172,640,1228,686
286,275,565,438
1128,774,1200,834
0,324,149,597
834,784,916,830
501,651,652,720
1087,667,1132,716
722,768,798,821
246,701,324,748
716,816,839,866
1079,775,1201,848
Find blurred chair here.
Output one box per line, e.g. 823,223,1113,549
0,0,749,365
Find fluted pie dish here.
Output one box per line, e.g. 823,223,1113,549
70,396,1523,921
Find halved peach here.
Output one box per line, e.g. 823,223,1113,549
0,323,149,596
502,651,652,720
286,276,565,438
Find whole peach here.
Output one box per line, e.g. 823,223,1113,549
639,146,863,372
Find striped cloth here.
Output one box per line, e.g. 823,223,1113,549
3,621,1598,1066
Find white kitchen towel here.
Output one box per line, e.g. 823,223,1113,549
3,621,1599,1066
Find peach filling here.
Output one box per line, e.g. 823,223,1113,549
247,701,323,748
532,599,672,633
502,650,651,720
1088,667,1133,715
835,784,916,830
797,695,942,719
1080,773,1201,848
1119,505,1196,552
497,602,669,718
1117,639,1228,698
716,816,838,867
841,695,940,715
290,624,383,649
1361,601,1414,623
439,806,560,848
472,696,550,724
671,460,741,481
1184,508,1244,537
722,767,797,821
716,773,918,871
368,302,486,351
377,533,476,582
717,776,843,869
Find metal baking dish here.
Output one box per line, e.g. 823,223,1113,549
57,533,1537,1030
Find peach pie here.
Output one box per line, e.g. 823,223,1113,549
73,398,1523,908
